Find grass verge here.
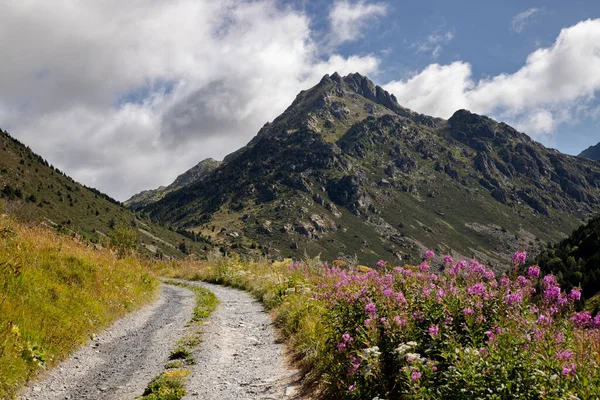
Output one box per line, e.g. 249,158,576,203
139,281,218,400
0,214,159,399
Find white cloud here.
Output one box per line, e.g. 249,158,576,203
511,8,540,33
385,19,600,141
412,31,454,58
0,0,380,200
329,0,387,44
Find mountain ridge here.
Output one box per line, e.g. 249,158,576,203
130,72,600,268
125,158,221,209
579,142,600,161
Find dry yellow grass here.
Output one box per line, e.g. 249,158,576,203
0,214,159,398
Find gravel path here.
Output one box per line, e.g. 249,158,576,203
18,284,196,400
180,281,301,400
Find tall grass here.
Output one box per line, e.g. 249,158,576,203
0,214,159,398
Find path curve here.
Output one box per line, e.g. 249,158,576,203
179,281,301,399
18,284,196,400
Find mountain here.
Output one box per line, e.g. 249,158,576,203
125,158,220,209
132,73,600,269
0,129,212,258
535,215,600,300
579,142,600,161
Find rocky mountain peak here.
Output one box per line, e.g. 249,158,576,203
579,142,600,161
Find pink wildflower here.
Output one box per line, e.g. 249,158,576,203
428,324,439,338
570,311,592,328
527,265,540,279
463,307,474,316
468,283,486,296
376,259,386,269
544,285,561,301
365,303,377,314
419,262,430,272
512,251,527,265
411,371,422,381
342,333,353,343
443,255,454,264
556,350,574,361
348,384,356,391
537,314,552,325
541,275,557,288
506,291,523,306
424,250,435,260
562,364,576,377
568,288,581,302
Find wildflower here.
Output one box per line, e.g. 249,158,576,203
506,291,523,306
516,276,530,287
468,283,486,296
512,251,527,265
463,307,474,316
428,324,439,338
323,262,329,268
393,342,416,358
555,350,574,361
419,262,430,272
337,342,346,351
499,276,510,287
570,311,592,328
348,384,356,391
376,259,386,269
537,314,552,325
594,314,600,329
406,353,423,362
443,255,453,264
365,302,377,314
424,250,435,260
411,370,422,381
527,265,540,279
393,316,406,326
342,333,353,343
485,330,495,341
348,356,361,375
562,364,576,377
544,285,561,301
568,288,581,302
362,346,381,358
541,275,557,288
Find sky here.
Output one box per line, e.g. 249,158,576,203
0,0,599,201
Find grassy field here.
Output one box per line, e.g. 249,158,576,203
0,211,159,398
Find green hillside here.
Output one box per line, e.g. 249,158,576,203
0,129,212,258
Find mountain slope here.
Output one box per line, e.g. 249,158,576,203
125,158,221,209
134,73,600,269
0,130,211,258
579,142,600,161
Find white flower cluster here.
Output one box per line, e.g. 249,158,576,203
361,346,382,359
393,341,418,359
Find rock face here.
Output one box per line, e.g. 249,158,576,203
132,73,600,268
579,142,600,161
